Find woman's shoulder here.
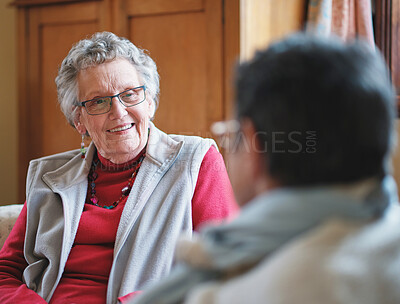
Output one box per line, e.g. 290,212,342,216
151,123,216,148
150,125,217,159
26,149,83,192
30,149,81,163
168,133,215,146
168,134,218,162
28,149,81,172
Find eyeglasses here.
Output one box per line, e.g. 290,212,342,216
78,85,146,115
211,119,241,151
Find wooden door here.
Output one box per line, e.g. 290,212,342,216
117,0,226,138
16,0,106,201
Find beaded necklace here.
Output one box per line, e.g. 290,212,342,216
87,153,146,209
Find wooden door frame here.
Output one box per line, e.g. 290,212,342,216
223,0,240,119
374,0,392,60
374,0,400,114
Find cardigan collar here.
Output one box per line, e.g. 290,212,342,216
42,123,183,192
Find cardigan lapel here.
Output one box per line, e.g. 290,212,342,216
114,123,184,253
42,142,95,192
41,143,96,286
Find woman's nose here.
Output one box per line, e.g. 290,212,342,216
109,97,127,119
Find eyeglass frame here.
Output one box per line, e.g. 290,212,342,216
78,85,147,115
211,119,240,137
210,119,243,152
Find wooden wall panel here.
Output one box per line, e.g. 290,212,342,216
391,0,400,98
375,0,400,110
126,0,203,16
17,1,102,200
223,0,240,119
125,0,223,137
129,13,208,135
240,0,306,61
41,23,97,156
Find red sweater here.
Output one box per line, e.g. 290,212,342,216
0,146,238,303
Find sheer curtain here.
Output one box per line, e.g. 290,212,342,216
306,0,375,47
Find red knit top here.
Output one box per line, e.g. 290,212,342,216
0,146,238,303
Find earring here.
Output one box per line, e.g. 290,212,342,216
80,134,86,159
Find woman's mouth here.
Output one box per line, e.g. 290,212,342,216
108,123,134,133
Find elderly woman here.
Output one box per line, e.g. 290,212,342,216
0,32,238,304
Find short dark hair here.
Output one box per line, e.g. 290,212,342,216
235,34,396,186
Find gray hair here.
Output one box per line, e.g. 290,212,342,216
55,31,160,126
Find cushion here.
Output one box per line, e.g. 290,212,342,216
0,204,23,249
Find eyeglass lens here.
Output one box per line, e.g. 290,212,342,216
84,87,145,115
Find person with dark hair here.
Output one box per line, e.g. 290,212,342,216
132,34,400,304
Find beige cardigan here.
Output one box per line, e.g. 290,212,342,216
184,205,400,304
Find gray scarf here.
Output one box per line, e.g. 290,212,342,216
133,176,398,304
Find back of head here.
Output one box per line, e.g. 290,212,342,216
235,34,396,186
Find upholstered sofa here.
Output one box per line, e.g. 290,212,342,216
0,204,23,249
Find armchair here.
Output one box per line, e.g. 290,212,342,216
0,204,23,249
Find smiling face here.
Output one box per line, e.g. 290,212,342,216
75,58,155,164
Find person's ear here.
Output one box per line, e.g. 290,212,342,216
240,118,258,154
147,97,156,120
240,118,270,184
73,111,87,135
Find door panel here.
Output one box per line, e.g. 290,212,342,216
18,1,103,200
125,0,223,137
126,0,203,16
41,23,97,156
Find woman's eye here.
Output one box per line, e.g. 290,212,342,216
95,98,108,105
123,92,137,98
